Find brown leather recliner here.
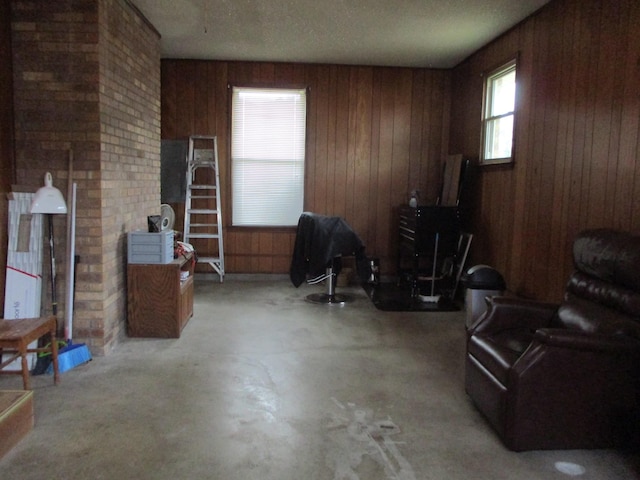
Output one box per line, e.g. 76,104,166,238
465,229,640,451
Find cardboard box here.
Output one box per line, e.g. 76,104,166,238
4,192,43,370
0,390,34,460
127,230,174,264
4,192,43,319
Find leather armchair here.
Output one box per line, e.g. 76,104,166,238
465,229,640,451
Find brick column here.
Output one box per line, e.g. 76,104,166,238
11,0,161,354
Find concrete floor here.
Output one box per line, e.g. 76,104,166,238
1,277,639,479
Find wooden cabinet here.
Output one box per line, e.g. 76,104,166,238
397,205,460,296
127,253,194,338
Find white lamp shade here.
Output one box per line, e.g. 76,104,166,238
30,172,68,214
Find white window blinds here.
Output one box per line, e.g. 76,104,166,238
231,87,307,227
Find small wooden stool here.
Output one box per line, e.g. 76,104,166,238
0,316,60,389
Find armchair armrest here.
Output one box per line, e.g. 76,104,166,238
468,296,559,336
534,328,640,353
511,328,640,384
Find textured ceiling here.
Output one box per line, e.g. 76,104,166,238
131,0,551,68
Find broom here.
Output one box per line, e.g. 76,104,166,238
47,154,92,373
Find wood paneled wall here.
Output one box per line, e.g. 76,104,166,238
162,61,451,275
0,0,15,315
450,0,640,301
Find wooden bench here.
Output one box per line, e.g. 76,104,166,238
0,316,60,390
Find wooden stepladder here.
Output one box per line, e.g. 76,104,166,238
183,135,225,282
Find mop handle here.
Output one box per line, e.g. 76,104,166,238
48,214,58,316
65,183,77,342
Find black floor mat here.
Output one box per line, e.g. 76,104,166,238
362,282,460,312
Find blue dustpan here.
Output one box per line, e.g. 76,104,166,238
47,341,92,374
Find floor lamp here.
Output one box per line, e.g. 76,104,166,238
30,172,68,316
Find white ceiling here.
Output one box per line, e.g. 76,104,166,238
131,0,551,68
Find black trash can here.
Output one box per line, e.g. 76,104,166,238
461,265,506,328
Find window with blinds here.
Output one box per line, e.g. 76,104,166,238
231,87,307,227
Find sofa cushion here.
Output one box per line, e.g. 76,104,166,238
554,293,640,339
559,228,640,337
566,271,640,318
573,229,640,293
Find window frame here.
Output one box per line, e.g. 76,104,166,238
230,85,308,228
480,58,517,166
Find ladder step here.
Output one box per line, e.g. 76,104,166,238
187,209,219,214
186,233,220,239
189,185,217,190
198,257,222,263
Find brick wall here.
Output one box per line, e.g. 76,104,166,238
97,0,161,352
11,0,160,354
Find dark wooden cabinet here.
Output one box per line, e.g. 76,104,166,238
127,253,194,338
397,205,460,296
